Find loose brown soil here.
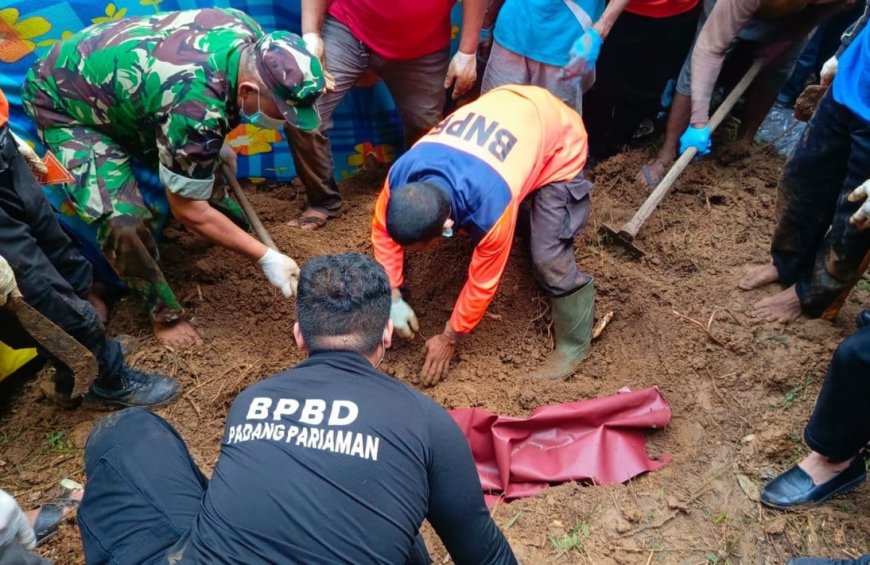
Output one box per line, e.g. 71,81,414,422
2,144,868,564
794,85,828,123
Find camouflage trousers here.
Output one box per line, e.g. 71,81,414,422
41,125,183,324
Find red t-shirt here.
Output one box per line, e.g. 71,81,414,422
328,0,455,61
625,0,699,18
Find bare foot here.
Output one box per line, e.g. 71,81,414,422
635,156,673,187
153,318,203,347
86,290,108,322
288,208,329,231
739,263,779,290
798,451,852,486
752,285,802,323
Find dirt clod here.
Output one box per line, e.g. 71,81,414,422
794,85,828,122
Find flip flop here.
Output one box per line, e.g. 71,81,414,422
33,503,67,545
34,480,83,546
288,209,341,231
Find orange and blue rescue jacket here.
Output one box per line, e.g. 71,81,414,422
0,88,8,128
372,85,588,334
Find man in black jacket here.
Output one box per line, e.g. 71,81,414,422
77,252,517,564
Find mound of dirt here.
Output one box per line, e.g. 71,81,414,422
1,142,868,564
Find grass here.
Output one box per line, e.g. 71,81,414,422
549,522,591,555
780,370,815,410
46,430,72,452
765,335,789,345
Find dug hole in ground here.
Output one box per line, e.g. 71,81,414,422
2,145,868,564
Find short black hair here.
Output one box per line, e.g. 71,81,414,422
296,253,392,355
386,181,451,246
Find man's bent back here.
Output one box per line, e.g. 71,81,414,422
77,253,516,564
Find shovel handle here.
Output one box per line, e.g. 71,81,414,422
222,164,278,251
619,60,764,239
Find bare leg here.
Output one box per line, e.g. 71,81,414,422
797,451,853,485
752,284,802,322
738,263,780,290
636,93,691,186
738,84,780,142
153,318,203,347
86,286,108,322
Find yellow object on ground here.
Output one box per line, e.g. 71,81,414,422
0,341,37,383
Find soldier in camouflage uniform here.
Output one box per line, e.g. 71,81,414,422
23,8,324,345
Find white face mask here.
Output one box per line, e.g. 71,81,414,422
241,88,286,130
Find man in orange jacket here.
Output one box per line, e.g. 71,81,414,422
372,85,595,384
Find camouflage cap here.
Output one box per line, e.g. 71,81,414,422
253,31,325,131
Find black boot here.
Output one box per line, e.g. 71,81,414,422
87,365,180,408
85,339,179,408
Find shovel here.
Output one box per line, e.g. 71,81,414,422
603,60,763,256
222,164,278,251
5,296,98,398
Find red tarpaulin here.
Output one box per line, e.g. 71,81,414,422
450,387,672,502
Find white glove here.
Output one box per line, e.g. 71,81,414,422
258,248,300,298
0,489,36,551
0,254,22,308
820,56,838,87
303,32,336,92
847,179,870,230
390,296,419,339
444,51,477,99
11,131,47,176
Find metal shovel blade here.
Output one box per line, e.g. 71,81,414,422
6,297,98,398
601,223,645,257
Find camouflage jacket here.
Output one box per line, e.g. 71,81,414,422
23,8,263,199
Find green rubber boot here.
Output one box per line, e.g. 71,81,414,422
529,280,595,381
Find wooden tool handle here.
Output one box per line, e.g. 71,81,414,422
222,165,278,251
619,60,764,240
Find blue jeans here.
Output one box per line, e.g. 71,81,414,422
77,409,207,565
771,89,870,316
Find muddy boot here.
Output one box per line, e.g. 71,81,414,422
529,281,595,381
84,339,180,408
87,366,180,408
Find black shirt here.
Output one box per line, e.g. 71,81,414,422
181,351,516,564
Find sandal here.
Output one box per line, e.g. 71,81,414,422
33,480,83,546
288,208,340,231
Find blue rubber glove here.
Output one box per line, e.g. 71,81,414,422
679,125,712,156
562,28,603,80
